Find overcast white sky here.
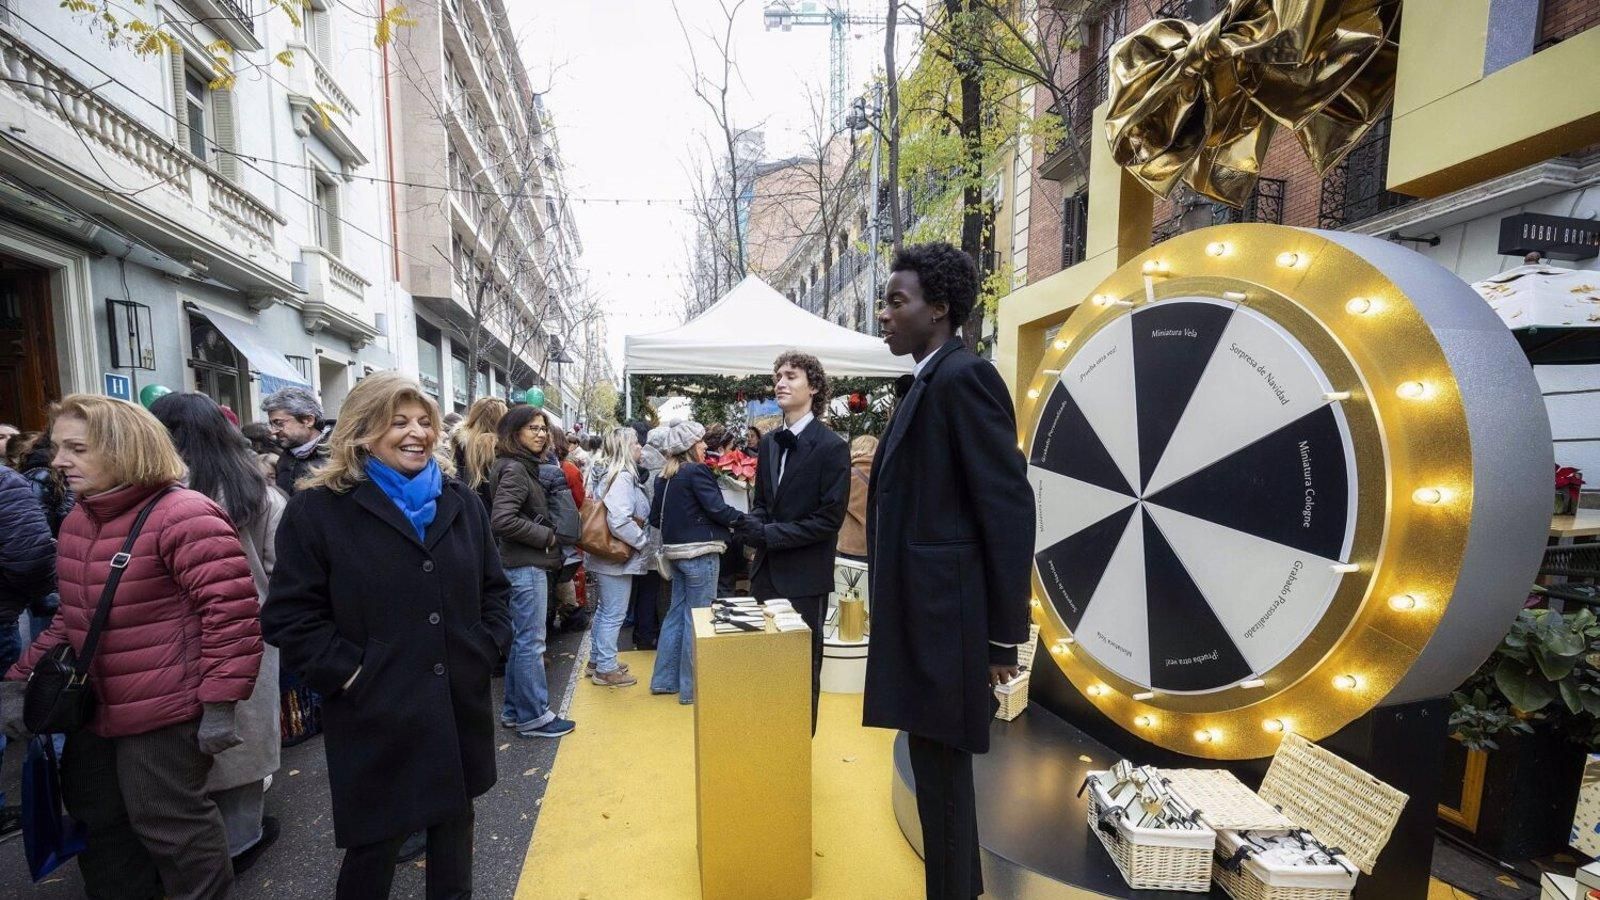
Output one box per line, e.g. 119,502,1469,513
508,1,909,372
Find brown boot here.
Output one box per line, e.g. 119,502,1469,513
586,660,630,673
591,668,638,687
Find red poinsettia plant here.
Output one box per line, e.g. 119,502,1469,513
711,448,758,490
1557,465,1586,512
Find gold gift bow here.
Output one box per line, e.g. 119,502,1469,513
1105,0,1401,208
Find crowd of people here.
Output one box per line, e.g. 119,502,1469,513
0,241,1030,900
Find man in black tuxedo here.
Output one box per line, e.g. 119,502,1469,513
739,351,851,734
864,243,1033,899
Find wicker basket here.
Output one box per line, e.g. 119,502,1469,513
1192,734,1408,900
1017,624,1041,672
1085,772,1216,893
994,671,1030,721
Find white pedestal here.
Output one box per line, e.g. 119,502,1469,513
822,557,871,694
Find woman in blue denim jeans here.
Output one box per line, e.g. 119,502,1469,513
583,427,650,687
647,421,752,704
488,405,576,738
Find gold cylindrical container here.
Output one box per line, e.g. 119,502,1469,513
838,594,866,642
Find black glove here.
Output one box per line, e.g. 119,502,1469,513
736,515,767,547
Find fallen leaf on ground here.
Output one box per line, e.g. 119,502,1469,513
499,743,511,751
523,768,539,777
841,756,856,763
289,770,300,776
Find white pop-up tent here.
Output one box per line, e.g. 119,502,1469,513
624,275,910,414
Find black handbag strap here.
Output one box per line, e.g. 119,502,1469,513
74,487,176,679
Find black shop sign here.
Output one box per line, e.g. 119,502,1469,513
1499,213,1600,261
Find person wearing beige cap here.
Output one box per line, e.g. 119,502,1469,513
645,420,753,704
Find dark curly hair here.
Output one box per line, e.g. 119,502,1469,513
773,350,830,418
890,242,978,328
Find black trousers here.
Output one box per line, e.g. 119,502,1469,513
906,734,983,900
630,570,661,648
788,593,826,735
336,806,474,900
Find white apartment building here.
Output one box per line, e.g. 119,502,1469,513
0,0,581,432
0,0,416,427
392,0,583,420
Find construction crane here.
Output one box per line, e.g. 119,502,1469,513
762,2,890,129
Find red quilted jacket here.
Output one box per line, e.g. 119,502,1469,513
6,482,262,737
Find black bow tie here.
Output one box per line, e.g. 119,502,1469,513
894,374,915,399
774,429,798,452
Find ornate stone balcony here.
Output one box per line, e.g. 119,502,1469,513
0,28,294,299
299,246,377,349
284,42,367,170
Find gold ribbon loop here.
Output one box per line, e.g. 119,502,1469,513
1106,0,1400,208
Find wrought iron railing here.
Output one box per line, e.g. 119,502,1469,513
1214,176,1286,226
1039,56,1110,178
219,0,255,30
1152,177,1286,244
1155,0,1188,18
1318,121,1416,229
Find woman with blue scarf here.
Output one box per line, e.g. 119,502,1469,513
264,372,512,900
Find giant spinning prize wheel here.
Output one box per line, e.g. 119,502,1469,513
1020,224,1551,761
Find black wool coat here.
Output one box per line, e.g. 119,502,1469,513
748,421,851,599
262,477,512,848
863,340,1035,755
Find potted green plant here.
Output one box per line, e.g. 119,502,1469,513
1445,604,1600,859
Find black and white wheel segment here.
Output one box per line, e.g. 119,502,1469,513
1030,297,1358,695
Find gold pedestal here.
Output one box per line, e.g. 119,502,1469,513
692,607,813,900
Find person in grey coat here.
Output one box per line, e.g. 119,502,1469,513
583,427,652,687
151,392,286,872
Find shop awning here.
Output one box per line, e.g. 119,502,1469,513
199,311,312,395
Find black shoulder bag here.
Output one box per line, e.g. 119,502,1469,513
23,487,174,734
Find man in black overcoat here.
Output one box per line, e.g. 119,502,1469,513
864,243,1034,899
740,351,851,734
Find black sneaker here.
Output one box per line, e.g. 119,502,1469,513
0,805,21,842
231,816,280,875
517,717,575,739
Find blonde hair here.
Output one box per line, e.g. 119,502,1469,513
850,434,879,457
593,426,639,485
456,396,508,489
50,395,187,487
662,450,692,481
301,371,453,493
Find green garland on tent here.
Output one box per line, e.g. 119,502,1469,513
628,373,898,437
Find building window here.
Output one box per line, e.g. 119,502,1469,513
1061,190,1089,268
417,321,442,399
451,354,470,410
307,1,333,65
171,50,238,179
313,172,342,255
183,68,211,161
187,314,246,415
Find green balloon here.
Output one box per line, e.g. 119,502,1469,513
524,387,545,408
138,384,172,408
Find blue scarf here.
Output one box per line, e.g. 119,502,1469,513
365,457,442,541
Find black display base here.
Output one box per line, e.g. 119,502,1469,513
892,709,1225,899
994,658,1450,899
1440,729,1587,861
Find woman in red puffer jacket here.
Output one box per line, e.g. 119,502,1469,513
2,395,262,900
